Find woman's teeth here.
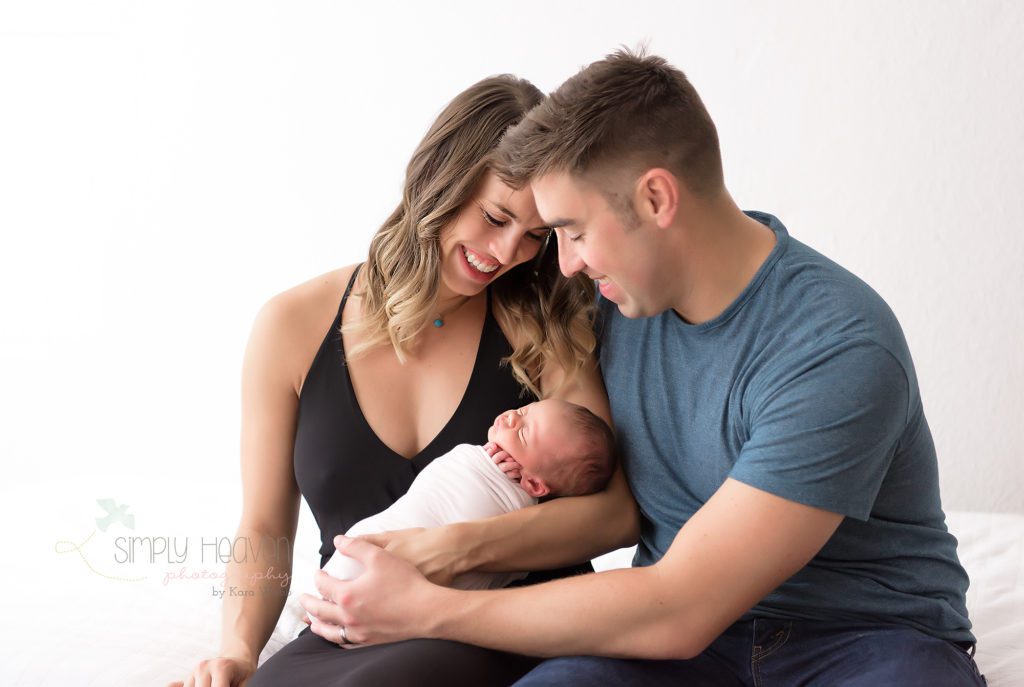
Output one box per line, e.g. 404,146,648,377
463,246,499,273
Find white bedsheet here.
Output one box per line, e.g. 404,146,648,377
945,511,1024,685
7,485,1023,686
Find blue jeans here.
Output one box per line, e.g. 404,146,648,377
512,619,986,686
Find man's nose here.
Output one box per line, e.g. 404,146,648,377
557,238,585,277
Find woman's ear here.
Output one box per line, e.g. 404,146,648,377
520,474,551,498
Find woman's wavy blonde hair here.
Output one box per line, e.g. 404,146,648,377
345,75,597,398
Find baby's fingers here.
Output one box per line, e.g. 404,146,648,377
492,450,514,466
494,458,522,481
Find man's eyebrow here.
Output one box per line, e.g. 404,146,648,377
546,218,577,229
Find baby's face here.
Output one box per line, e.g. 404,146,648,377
487,399,572,476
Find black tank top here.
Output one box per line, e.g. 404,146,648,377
293,265,591,582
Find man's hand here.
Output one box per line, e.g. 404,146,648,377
484,441,522,481
300,535,448,647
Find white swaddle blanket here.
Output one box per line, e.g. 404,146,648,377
322,443,538,590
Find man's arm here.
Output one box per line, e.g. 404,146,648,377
305,477,842,659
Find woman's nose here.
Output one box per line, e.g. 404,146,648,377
491,231,527,266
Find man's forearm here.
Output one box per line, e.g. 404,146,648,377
452,473,639,574
336,480,842,661
426,564,698,659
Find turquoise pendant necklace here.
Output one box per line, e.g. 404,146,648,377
433,295,471,328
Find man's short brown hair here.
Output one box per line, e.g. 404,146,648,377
496,48,724,202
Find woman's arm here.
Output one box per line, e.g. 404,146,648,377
362,359,640,580
176,282,324,685
218,294,305,663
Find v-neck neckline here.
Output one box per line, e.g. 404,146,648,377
339,266,491,464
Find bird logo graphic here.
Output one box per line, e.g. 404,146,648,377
96,498,135,532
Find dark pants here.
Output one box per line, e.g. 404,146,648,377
513,619,986,687
248,565,587,687
248,628,541,687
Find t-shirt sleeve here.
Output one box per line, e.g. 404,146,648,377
729,339,910,521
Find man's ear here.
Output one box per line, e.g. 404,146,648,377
635,168,680,229
520,474,551,498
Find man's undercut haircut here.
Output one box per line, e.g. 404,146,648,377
496,47,725,205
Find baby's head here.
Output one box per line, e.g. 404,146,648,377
486,399,616,498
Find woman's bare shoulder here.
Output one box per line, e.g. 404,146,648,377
246,265,360,392
258,265,358,326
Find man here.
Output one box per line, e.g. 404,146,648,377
303,50,984,685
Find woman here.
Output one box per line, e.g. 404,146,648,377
175,75,639,687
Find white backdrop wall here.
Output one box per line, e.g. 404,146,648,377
2,0,1022,533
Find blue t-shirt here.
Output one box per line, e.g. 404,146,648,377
598,211,973,642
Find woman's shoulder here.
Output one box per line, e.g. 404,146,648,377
246,265,360,393
258,265,359,327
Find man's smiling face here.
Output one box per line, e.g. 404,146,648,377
530,171,673,319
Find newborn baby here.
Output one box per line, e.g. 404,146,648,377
321,398,616,590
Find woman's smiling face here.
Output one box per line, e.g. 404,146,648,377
438,169,551,298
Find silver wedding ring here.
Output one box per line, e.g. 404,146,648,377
339,625,349,644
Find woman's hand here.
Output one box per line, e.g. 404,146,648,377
483,441,522,481
168,654,256,687
356,527,462,587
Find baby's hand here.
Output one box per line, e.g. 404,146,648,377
484,442,522,482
